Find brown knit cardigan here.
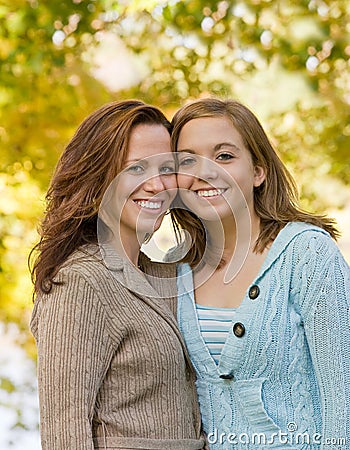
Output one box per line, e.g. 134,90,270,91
30,244,205,450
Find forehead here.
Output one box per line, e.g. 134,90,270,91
127,123,171,160
178,116,244,148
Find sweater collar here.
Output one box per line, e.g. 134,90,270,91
98,243,195,370
98,243,167,299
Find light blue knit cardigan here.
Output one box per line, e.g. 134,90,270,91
177,222,350,450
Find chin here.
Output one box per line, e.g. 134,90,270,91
137,217,164,235
182,202,225,222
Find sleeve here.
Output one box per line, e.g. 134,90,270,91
32,269,116,450
296,233,350,448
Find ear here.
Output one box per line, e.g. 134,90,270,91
253,165,266,187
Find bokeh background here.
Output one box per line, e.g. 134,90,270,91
1,0,349,447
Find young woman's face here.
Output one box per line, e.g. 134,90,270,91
176,116,265,223
103,123,177,240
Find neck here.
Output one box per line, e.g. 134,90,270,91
204,212,261,263
110,227,143,267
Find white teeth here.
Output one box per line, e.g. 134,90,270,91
135,200,162,209
197,189,225,197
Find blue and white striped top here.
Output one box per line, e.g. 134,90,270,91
195,304,236,365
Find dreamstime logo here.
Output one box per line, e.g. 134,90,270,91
97,152,254,297
207,423,347,447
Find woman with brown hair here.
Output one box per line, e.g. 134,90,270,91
169,98,350,449
29,100,205,450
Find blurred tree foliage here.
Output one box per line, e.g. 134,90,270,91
0,0,349,344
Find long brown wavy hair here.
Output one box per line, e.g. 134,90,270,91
29,100,171,295
170,98,339,268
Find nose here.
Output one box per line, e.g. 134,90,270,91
197,157,218,182
142,174,166,193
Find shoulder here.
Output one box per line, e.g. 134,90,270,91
30,246,118,339
276,221,349,284
281,224,350,318
33,245,115,315
261,221,345,283
57,244,116,289
274,221,336,258
61,244,105,271
287,222,339,259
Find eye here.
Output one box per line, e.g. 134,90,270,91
216,152,234,161
159,164,176,175
126,164,145,174
178,156,196,167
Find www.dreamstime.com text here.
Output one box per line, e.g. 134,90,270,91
207,423,346,447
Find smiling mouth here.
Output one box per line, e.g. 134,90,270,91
133,200,163,210
196,188,226,198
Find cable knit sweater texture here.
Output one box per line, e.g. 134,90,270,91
176,222,350,450
30,245,204,450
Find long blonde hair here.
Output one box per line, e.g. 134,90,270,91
170,98,338,267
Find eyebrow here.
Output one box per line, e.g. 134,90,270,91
177,142,242,153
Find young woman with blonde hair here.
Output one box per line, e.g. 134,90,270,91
169,98,350,449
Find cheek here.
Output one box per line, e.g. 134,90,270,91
176,173,193,189
162,174,177,189
117,176,140,198
161,175,178,201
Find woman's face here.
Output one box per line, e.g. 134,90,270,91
103,123,177,241
176,116,265,224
